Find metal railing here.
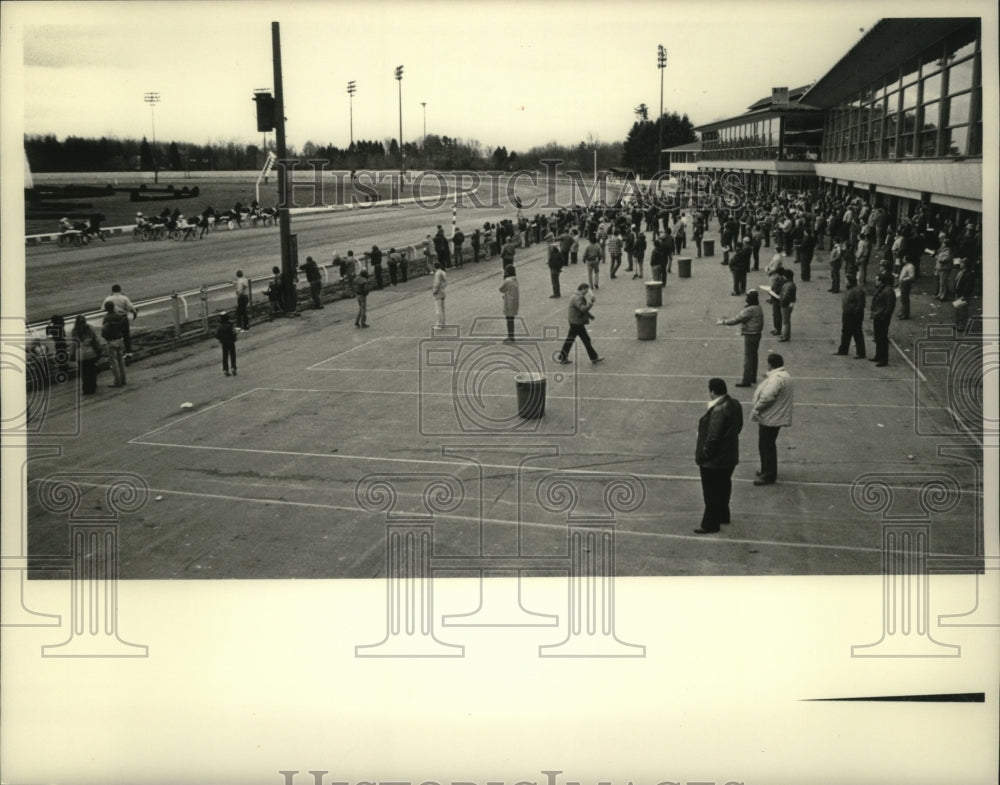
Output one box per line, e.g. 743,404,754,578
24,245,427,356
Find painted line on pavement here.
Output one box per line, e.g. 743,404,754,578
307,366,913,383
120,439,977,495
27,478,958,559
164,385,936,409
129,388,259,442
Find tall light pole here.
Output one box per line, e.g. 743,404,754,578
395,65,404,177
144,91,160,182
421,101,427,140
657,45,667,175
347,80,356,146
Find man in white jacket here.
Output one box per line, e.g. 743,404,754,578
750,353,794,486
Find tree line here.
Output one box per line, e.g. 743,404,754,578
24,108,696,175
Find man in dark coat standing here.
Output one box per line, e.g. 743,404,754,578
834,274,866,358
870,272,897,367
298,256,324,309
694,378,743,534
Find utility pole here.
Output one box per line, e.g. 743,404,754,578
395,65,404,178
347,80,357,146
272,22,296,313
657,45,667,176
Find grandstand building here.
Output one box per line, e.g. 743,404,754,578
671,17,983,229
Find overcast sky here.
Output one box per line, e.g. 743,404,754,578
3,0,993,155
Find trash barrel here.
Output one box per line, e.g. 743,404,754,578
793,241,802,264
645,281,664,307
515,372,546,419
703,239,715,257
677,257,692,278
635,308,657,341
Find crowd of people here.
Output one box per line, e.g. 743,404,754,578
35,182,982,502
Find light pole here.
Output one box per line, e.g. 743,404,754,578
657,45,667,176
421,101,427,140
395,65,404,177
347,80,357,146
144,91,160,182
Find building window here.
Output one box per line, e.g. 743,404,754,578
948,92,971,126
948,57,974,94
921,100,940,157
944,126,968,156
923,72,942,103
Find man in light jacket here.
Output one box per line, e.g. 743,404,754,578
750,353,793,486
719,290,764,388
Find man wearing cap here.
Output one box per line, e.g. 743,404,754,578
718,290,764,388
869,272,896,367
298,255,323,309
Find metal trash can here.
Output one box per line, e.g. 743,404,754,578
703,239,715,257
677,257,692,278
515,372,546,419
793,241,802,264
645,281,664,307
635,308,657,341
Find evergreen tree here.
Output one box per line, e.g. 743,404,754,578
139,137,154,171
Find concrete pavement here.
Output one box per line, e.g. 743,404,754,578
23,218,984,578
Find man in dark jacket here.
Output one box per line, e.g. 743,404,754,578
730,238,752,295
834,274,867,358
694,378,743,533
433,226,451,268
547,240,565,298
870,272,896,367
369,245,384,289
298,256,323,309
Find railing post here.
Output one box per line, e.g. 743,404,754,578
170,291,181,339
199,284,209,332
